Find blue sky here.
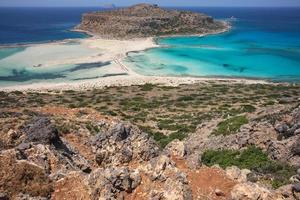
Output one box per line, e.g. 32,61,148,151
0,0,300,7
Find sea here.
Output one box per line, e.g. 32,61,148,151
0,7,300,86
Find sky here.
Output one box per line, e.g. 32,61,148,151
0,0,300,7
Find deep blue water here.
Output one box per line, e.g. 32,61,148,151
125,7,300,82
0,7,104,44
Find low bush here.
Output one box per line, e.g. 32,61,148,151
212,115,248,136
201,146,296,188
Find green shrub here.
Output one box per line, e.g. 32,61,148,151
212,115,248,136
201,146,296,188
241,104,256,113
140,83,155,91
140,125,187,148
177,95,195,101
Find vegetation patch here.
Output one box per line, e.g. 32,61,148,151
139,83,155,91
212,115,248,136
201,146,296,188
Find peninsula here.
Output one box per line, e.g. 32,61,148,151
77,4,229,39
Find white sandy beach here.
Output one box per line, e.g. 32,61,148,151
0,36,269,92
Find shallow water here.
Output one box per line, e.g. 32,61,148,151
125,7,300,82
0,42,115,86
0,7,300,87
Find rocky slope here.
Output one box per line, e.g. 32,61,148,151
77,4,228,39
0,82,300,199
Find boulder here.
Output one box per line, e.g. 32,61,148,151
165,139,186,158
88,167,141,199
163,173,192,200
109,123,130,142
149,155,175,181
22,117,59,145
225,166,251,183
231,182,272,200
292,183,300,193
90,123,160,167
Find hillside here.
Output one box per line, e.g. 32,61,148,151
0,82,300,199
77,4,229,39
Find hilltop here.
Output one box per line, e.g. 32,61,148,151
76,4,229,39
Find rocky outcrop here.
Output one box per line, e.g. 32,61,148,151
1,105,300,199
77,4,228,39
0,116,186,199
185,106,300,168
90,123,160,167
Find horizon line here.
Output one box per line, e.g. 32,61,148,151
1,5,300,8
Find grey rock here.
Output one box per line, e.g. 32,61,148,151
292,139,300,156
89,123,159,167
0,193,8,200
292,183,300,193
95,151,106,165
16,142,31,151
110,123,130,141
88,167,141,198
22,117,59,145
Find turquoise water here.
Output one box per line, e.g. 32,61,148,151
1,7,300,86
125,8,300,82
0,43,115,86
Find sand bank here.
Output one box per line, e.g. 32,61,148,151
0,36,270,92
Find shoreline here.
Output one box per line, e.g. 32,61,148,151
0,75,272,92
0,23,281,92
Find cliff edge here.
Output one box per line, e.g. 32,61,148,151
77,4,229,39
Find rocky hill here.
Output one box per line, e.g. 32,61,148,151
77,4,229,39
1,82,300,199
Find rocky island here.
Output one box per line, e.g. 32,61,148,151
77,4,229,39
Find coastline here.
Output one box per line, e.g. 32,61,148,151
0,75,271,92
0,23,274,92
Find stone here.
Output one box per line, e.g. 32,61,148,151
290,175,300,183
164,176,193,200
165,139,186,158
22,117,59,145
0,193,8,200
225,166,251,183
292,183,300,193
231,182,272,200
16,142,31,151
88,167,141,198
215,188,225,196
150,155,174,180
292,139,300,156
95,151,106,165
109,123,130,142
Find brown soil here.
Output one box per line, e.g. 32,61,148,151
172,155,237,200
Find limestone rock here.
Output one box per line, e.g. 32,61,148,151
22,117,59,145
90,123,159,167
225,166,251,183
88,167,141,199
231,182,272,200
165,139,186,158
